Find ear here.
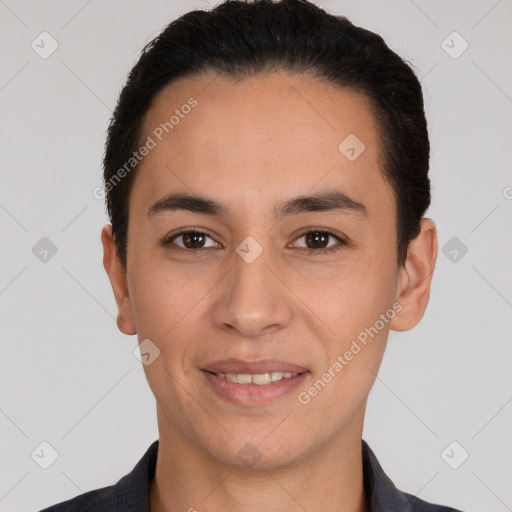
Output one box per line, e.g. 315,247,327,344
101,224,137,335
390,218,438,332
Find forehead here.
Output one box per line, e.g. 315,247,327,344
131,71,392,220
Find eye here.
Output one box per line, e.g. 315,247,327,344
161,228,220,251
290,228,347,254
160,227,347,255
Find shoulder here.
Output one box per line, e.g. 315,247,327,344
36,439,159,512
402,490,466,512
361,439,466,512
37,484,116,512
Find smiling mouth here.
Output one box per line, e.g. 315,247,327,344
204,370,302,385
201,367,309,406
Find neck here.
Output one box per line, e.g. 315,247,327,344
149,408,367,512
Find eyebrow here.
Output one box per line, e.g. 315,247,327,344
147,190,367,220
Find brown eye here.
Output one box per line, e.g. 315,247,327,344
162,229,219,251
292,229,347,254
181,232,207,249
304,231,330,249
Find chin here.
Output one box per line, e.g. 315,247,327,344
204,434,307,471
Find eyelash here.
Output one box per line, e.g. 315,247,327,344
160,227,347,255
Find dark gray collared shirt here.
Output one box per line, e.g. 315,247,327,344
38,439,464,511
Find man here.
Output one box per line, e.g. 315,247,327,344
40,0,464,510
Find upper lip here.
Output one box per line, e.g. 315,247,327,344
202,358,308,374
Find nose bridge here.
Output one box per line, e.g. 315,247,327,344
212,235,292,336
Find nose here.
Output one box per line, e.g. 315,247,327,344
211,239,293,339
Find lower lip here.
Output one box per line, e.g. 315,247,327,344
202,370,308,406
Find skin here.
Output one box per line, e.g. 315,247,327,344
101,71,437,512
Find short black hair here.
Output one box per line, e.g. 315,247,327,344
103,0,430,269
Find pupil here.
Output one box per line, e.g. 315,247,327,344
184,232,204,248
181,232,329,250
307,232,327,249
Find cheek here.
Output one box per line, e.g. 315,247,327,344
306,250,397,395
127,253,198,336
311,258,396,336
299,313,389,429
128,260,213,383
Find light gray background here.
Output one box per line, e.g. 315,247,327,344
1,1,511,511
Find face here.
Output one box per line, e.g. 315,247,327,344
102,71,436,469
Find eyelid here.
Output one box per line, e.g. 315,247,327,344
291,226,346,242
161,226,348,254
288,226,348,253
160,227,220,248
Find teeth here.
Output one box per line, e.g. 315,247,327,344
216,372,298,385
236,373,252,384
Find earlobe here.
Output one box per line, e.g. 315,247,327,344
390,218,438,332
101,224,137,336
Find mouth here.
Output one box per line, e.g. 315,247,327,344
204,370,301,385
201,359,309,406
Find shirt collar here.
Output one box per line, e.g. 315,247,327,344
113,438,414,511
362,439,416,511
